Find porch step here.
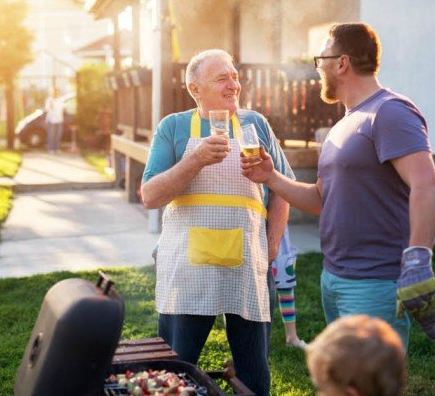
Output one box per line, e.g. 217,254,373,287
0,178,115,193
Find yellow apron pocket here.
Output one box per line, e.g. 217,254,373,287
188,227,243,267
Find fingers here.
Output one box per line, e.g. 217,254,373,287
202,136,231,152
194,137,231,165
240,167,252,177
260,146,268,159
240,158,256,169
205,135,231,148
240,146,269,168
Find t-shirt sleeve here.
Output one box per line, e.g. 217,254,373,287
256,114,296,180
373,99,430,163
142,115,177,182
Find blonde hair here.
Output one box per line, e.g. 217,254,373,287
306,315,406,396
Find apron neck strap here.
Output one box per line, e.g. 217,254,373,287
190,109,241,139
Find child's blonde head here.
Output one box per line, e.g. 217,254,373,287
306,315,406,396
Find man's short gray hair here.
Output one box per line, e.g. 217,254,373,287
185,49,233,92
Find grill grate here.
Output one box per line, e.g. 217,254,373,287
103,383,127,395
103,371,209,396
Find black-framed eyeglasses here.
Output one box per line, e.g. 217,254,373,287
313,55,342,68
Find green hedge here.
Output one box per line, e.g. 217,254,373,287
76,63,113,136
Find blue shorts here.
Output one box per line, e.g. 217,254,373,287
321,268,411,349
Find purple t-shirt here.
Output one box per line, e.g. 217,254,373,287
318,88,430,280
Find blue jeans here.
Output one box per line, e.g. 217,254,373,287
321,268,411,349
267,265,276,352
158,268,275,396
47,122,63,151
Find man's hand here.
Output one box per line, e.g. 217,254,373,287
192,135,231,167
397,246,435,340
240,147,274,183
268,244,279,263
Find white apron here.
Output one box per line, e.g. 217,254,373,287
155,110,270,322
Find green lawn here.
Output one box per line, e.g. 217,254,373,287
82,151,114,180
0,151,21,228
1,254,434,396
0,151,21,178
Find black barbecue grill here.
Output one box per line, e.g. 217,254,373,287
14,273,255,396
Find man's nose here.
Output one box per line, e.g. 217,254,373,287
227,78,239,90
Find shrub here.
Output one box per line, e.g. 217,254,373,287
76,63,113,138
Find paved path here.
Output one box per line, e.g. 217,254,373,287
0,152,114,192
0,152,159,278
0,152,320,279
0,189,160,278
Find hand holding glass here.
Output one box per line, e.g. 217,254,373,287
209,110,229,137
238,123,261,165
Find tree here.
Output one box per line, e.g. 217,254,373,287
0,0,33,149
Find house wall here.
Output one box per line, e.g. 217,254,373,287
171,0,234,62
139,2,153,68
20,0,110,92
240,0,360,63
281,0,360,61
154,0,360,64
360,0,435,150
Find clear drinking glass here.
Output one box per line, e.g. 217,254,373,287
209,110,229,137
238,123,261,165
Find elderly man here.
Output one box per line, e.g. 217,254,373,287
241,23,435,348
141,49,293,396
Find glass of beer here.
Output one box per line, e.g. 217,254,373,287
238,123,261,164
209,110,229,137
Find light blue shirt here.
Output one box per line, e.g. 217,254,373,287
143,108,295,206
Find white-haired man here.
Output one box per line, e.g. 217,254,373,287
141,49,294,396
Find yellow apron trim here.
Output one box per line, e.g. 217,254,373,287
188,227,243,267
190,109,241,139
169,193,267,219
191,110,201,138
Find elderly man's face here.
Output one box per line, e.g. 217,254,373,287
194,56,241,117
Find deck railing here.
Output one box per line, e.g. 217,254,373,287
172,63,344,144
111,63,345,145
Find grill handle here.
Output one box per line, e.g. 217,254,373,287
206,369,255,396
28,332,43,368
96,271,115,295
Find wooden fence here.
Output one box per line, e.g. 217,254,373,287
172,63,344,143
112,63,345,145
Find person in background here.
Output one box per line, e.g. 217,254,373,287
140,49,293,396
306,315,406,396
271,226,306,349
241,22,435,348
45,86,64,154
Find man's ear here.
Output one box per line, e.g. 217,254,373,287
338,55,351,74
189,82,200,99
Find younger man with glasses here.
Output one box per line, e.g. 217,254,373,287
241,22,435,348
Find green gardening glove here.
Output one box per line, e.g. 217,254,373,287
396,246,435,340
